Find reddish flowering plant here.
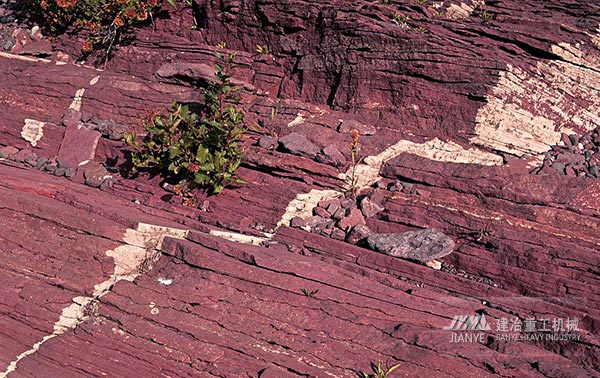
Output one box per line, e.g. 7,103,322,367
347,128,364,197
26,0,175,59
81,39,93,52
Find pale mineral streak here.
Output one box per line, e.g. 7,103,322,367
279,137,503,227
21,119,44,147
68,88,85,111
0,224,187,377
472,36,600,156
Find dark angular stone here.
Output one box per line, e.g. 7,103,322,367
14,149,33,162
99,178,114,191
61,108,82,128
258,135,278,150
561,133,572,147
337,119,376,136
551,162,565,173
53,167,66,177
0,147,11,159
346,224,371,244
24,153,38,167
556,152,585,165
304,216,327,231
318,145,346,167
35,157,48,169
313,206,330,218
337,208,366,231
568,134,579,146
84,163,109,188
56,160,69,169
320,228,333,237
326,202,340,216
318,198,340,209
44,164,56,174
93,119,127,140
64,168,76,179
330,228,346,241
368,189,386,205
359,197,384,218
278,133,321,158
332,207,346,220
340,198,355,209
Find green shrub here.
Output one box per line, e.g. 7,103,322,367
124,51,246,195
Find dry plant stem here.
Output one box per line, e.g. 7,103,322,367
348,128,363,196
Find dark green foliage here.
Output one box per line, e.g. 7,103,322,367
124,51,246,195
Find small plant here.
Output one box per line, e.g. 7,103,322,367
360,361,401,378
26,0,175,60
432,1,444,17
473,2,492,22
381,0,389,4
414,0,427,6
390,12,408,26
346,129,364,196
413,26,429,33
256,44,270,55
124,50,246,196
480,8,492,21
81,299,100,318
301,288,319,298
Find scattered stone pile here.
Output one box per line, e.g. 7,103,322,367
0,145,113,189
88,119,127,141
289,195,374,242
289,192,456,268
289,183,422,243
535,128,600,178
289,184,414,236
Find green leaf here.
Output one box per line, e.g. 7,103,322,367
166,0,178,9
179,105,189,119
196,145,209,162
146,126,162,135
123,131,138,148
199,163,214,171
169,146,182,159
193,172,209,184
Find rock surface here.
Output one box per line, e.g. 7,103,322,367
0,0,599,377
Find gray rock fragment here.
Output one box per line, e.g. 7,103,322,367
279,133,321,158
367,229,454,263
